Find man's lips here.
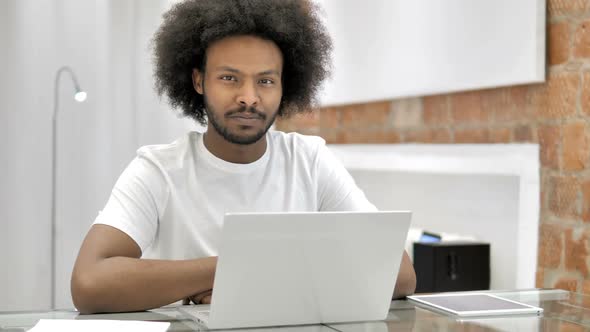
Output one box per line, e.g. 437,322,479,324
227,111,265,120
226,112,264,126
228,114,262,119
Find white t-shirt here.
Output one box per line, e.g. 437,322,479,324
94,130,376,259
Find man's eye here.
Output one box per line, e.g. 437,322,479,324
220,76,236,81
259,79,274,85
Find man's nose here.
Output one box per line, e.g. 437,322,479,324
236,82,260,107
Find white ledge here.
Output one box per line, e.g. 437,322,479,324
328,143,540,289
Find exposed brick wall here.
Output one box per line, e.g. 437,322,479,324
275,0,590,292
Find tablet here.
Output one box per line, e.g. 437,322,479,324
407,293,543,317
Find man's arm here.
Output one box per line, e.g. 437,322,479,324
392,251,416,299
71,224,215,314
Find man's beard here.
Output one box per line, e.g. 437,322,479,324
204,95,278,145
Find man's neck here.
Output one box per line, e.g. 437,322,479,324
202,129,267,164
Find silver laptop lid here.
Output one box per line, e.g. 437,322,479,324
206,211,412,329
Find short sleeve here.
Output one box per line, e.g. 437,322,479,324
315,142,377,212
93,155,169,254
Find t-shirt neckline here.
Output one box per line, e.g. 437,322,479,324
195,131,270,173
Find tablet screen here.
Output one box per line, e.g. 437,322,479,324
408,293,542,316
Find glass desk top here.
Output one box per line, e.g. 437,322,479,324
0,289,587,331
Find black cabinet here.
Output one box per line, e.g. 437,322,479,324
413,242,490,293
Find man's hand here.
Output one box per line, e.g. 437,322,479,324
72,225,219,313
188,289,213,305
393,251,416,299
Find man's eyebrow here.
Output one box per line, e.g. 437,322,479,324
258,69,281,76
214,66,281,76
214,66,241,73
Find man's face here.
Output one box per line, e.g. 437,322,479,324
193,35,283,145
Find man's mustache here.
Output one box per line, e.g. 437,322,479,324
226,106,266,120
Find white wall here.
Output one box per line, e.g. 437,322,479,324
1,0,58,311
317,0,545,106
0,0,197,311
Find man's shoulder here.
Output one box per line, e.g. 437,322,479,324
135,131,199,169
269,130,326,152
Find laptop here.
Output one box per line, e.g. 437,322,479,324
178,211,412,329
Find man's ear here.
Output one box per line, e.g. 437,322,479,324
192,69,204,95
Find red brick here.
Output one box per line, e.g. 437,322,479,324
582,179,590,222
539,223,563,268
543,173,555,215
491,102,519,124
562,121,590,171
339,101,391,128
450,91,490,124
404,129,452,144
536,269,545,288
554,277,579,292
338,129,401,144
548,0,590,18
539,182,549,216
490,86,532,124
530,72,579,120
480,88,513,122
391,99,423,129
514,125,535,142
549,176,581,218
582,291,590,315
454,128,489,143
582,72,590,116
423,95,450,125
320,130,345,144
292,111,319,128
275,111,319,133
404,130,429,143
559,322,587,332
509,86,530,109
319,107,339,129
574,20,590,59
489,128,512,143
565,228,590,277
549,21,571,65
538,125,561,169
430,129,452,143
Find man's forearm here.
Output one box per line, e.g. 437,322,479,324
392,251,416,299
71,256,216,314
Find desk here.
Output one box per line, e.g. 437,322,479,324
0,289,587,331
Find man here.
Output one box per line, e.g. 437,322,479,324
71,0,416,314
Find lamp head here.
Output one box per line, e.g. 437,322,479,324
74,91,87,102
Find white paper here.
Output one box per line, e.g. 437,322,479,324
28,319,170,332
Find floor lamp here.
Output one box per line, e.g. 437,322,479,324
51,66,87,309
